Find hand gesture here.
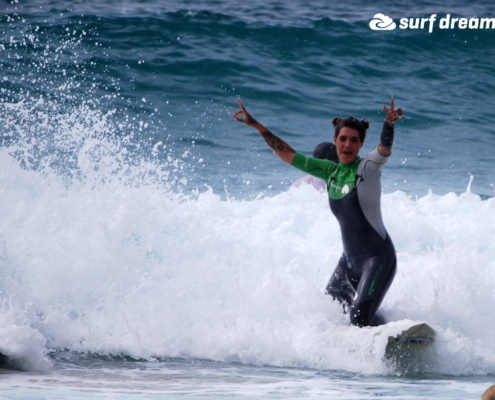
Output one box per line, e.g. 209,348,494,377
232,99,258,127
383,98,404,126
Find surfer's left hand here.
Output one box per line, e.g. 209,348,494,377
383,98,404,126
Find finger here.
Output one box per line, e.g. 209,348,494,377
383,105,389,113
390,97,395,111
237,98,247,112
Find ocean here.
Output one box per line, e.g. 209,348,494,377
0,0,494,398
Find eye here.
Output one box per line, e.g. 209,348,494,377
351,137,359,143
338,136,347,142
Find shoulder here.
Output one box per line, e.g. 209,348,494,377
358,147,389,174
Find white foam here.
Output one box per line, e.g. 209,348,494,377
0,148,494,374
0,299,52,371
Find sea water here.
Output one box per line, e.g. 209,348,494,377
0,0,494,399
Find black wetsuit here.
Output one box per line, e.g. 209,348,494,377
291,147,396,327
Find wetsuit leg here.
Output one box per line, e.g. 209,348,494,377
325,254,356,309
349,245,396,327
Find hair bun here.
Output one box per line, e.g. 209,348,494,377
332,117,342,126
361,120,370,130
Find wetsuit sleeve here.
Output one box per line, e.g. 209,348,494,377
291,152,335,180
380,121,394,147
356,148,389,240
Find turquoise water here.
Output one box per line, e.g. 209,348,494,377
0,1,494,398
3,0,495,198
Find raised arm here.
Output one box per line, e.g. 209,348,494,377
378,97,404,157
233,99,296,164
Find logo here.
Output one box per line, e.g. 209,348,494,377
368,265,384,296
329,179,355,200
303,156,309,168
370,13,495,33
369,13,396,30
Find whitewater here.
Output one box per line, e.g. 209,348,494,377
1,138,494,372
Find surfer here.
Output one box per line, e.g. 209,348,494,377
233,98,404,327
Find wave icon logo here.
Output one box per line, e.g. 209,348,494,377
369,13,396,30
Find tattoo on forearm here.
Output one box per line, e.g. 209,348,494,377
260,130,295,153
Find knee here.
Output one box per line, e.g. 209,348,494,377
349,301,372,327
350,309,368,327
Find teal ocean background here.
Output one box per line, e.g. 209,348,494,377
2,0,495,198
0,1,494,399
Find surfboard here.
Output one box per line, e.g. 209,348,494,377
385,322,436,369
335,319,436,371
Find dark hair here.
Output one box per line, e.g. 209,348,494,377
313,142,339,163
332,117,370,143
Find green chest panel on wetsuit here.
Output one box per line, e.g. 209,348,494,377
328,158,361,200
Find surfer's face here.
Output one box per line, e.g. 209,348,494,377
334,127,363,164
